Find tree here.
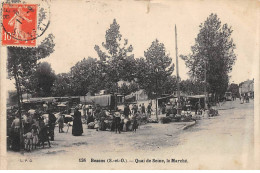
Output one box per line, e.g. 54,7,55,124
129,82,139,93
94,19,136,85
51,73,72,97
7,34,55,100
118,83,131,96
118,82,139,96
180,79,204,95
7,90,19,106
28,62,56,97
163,75,178,95
7,33,55,149
69,57,104,96
227,83,240,98
136,39,174,98
180,14,236,98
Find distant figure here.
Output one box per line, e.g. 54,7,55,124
182,103,187,112
23,113,31,134
38,120,51,148
94,119,99,131
139,104,142,112
147,103,152,118
132,116,138,132
23,131,33,151
95,105,101,118
88,106,93,116
161,102,166,114
31,124,39,149
82,104,87,120
11,115,20,151
132,104,138,115
48,110,56,141
195,102,200,115
28,108,36,116
123,104,131,118
115,113,121,134
141,103,146,114
172,106,177,116
72,108,83,136
56,113,64,133
87,114,94,124
100,116,106,131
246,95,250,103
43,102,48,112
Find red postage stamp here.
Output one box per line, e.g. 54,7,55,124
2,4,37,46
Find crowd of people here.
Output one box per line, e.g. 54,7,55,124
84,103,153,133
8,96,223,152
7,101,159,152
7,108,57,151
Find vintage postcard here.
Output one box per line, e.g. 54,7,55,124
0,0,259,170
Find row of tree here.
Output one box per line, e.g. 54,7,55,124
8,14,236,103
23,19,177,98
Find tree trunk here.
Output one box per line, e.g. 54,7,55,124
13,64,23,151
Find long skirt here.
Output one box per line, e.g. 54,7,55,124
72,119,83,136
11,130,20,151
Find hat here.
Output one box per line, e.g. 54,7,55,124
115,112,121,117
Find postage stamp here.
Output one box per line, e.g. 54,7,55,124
2,4,37,46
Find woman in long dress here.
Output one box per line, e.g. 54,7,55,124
11,115,20,151
72,108,83,136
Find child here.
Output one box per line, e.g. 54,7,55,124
132,117,138,132
114,113,121,134
94,119,99,131
57,113,64,133
31,124,39,149
23,132,33,151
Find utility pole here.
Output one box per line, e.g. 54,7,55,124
155,69,158,121
204,59,208,110
175,25,181,114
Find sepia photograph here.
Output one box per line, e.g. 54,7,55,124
0,0,259,170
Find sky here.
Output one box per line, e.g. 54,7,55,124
2,0,259,91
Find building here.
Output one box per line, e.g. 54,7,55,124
239,79,254,98
125,89,148,101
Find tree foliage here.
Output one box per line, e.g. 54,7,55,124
118,82,139,96
180,79,204,95
69,57,105,96
7,34,55,100
31,62,56,97
51,73,72,97
94,19,136,84
136,39,174,98
180,14,236,97
227,83,240,97
7,34,55,80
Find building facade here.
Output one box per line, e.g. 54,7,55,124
239,79,254,98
